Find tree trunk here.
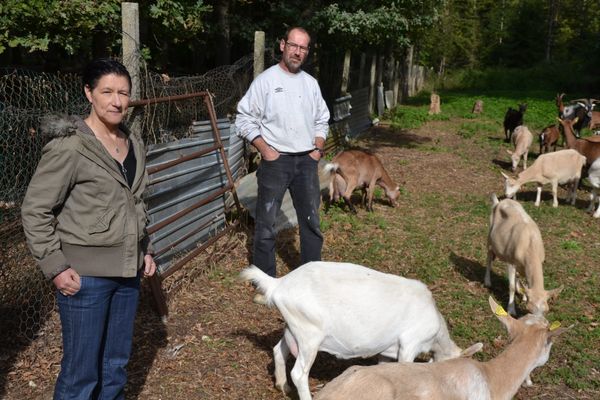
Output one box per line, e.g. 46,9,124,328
545,0,560,62
215,0,231,65
402,46,414,100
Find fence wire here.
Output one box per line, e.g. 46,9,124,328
0,52,257,343
0,46,385,344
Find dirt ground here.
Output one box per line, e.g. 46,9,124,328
2,120,598,399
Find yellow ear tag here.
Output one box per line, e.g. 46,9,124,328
549,321,561,331
495,305,508,316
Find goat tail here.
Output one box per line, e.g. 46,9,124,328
322,162,339,175
239,265,279,305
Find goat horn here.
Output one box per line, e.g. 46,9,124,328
570,98,590,104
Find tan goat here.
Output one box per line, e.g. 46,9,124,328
507,125,533,172
502,149,586,208
486,194,562,316
314,297,569,400
324,150,400,212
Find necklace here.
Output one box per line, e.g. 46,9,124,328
103,132,125,154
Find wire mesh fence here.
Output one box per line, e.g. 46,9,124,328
0,45,392,343
0,52,258,343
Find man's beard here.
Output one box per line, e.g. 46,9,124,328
284,55,303,73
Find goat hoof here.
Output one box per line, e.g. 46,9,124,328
275,382,292,394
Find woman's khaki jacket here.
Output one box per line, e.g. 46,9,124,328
21,115,152,279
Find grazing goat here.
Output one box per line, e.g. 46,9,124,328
502,149,585,208
503,103,527,142
539,124,559,154
558,117,600,165
585,158,600,217
324,150,400,212
507,125,533,172
240,262,482,400
486,194,562,316
314,297,569,400
556,93,589,137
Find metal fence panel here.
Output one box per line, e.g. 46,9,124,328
145,118,242,275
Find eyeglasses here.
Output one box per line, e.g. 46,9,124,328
285,41,310,54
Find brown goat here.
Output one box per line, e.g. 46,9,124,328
324,150,400,212
539,124,559,154
588,100,600,131
559,117,600,165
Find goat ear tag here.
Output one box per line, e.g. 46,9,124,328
549,321,561,331
495,305,508,316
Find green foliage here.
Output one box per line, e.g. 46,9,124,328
442,64,600,93
0,0,120,54
149,0,211,38
312,1,441,51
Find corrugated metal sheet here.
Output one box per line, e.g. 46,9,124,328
347,87,372,137
144,118,243,274
329,87,373,142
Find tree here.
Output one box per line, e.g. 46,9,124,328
0,0,121,56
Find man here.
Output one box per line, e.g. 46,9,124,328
236,27,330,288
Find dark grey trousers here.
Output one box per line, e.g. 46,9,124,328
253,154,323,277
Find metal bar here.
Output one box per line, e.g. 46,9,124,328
147,144,221,175
160,223,237,280
129,91,209,107
144,90,244,319
147,185,230,235
148,274,169,320
153,214,223,257
203,94,243,212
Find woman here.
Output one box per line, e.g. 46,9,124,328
21,58,156,400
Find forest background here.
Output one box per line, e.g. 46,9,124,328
1,0,599,93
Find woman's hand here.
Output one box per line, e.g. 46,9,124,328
144,254,157,277
53,268,81,296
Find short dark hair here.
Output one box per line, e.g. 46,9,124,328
82,58,132,91
284,27,311,45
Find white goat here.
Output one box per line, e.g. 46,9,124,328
486,194,562,316
314,297,569,400
502,149,586,207
240,262,482,400
507,125,533,172
586,158,600,217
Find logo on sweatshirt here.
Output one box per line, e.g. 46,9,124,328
275,87,283,93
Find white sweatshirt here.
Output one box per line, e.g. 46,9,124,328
235,63,330,153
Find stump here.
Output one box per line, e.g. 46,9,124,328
472,99,484,114
428,93,441,115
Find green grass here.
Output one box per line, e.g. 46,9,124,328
320,89,600,394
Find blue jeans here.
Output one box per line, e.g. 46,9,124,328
254,154,323,277
54,274,141,400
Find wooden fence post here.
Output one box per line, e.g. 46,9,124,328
369,54,377,114
341,49,351,95
122,2,141,137
254,31,265,79
393,60,401,105
358,52,366,89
